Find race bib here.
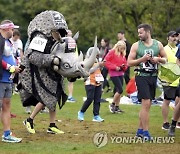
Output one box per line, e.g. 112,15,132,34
95,74,104,82
29,37,47,52
142,61,157,71
68,38,76,50
142,49,157,71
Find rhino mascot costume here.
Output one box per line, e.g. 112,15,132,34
19,10,97,111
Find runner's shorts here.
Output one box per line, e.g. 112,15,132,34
163,86,180,100
135,76,157,101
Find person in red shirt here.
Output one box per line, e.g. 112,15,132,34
105,40,127,113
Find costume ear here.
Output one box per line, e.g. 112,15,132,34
51,42,66,57
73,31,79,41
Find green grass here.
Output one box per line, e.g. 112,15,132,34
0,79,179,154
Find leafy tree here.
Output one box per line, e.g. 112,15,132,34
0,0,179,50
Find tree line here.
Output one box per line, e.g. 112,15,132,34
0,0,179,51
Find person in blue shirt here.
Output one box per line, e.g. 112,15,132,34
0,20,22,143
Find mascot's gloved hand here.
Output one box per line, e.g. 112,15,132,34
52,56,61,71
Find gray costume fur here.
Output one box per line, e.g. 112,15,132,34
19,11,68,111
19,10,97,111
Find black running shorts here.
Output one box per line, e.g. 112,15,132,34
135,76,157,101
163,86,180,100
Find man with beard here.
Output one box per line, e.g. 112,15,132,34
161,31,179,130
127,24,167,140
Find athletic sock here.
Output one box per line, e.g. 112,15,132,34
136,128,143,135
137,128,143,133
112,102,115,105
49,123,56,127
4,130,11,137
172,120,177,127
27,117,33,123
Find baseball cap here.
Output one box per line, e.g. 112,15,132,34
0,21,19,29
167,31,178,37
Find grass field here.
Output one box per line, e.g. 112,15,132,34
0,79,179,154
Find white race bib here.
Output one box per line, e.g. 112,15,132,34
68,38,76,49
95,74,104,82
29,37,47,52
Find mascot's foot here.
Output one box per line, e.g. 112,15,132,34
23,119,35,134
47,126,64,134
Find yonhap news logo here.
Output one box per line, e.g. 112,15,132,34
110,136,175,144
93,132,108,148
93,132,175,148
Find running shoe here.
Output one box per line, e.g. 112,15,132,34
168,125,176,137
23,119,35,134
162,122,170,130
78,111,84,121
109,103,115,113
47,126,64,134
92,115,104,122
2,135,22,143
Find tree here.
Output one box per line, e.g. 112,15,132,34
0,0,179,50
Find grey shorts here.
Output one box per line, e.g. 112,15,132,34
0,82,13,99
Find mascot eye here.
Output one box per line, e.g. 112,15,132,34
63,63,71,69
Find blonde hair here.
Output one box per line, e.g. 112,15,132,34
113,40,126,56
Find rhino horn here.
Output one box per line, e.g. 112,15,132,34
83,36,98,71
73,31,79,41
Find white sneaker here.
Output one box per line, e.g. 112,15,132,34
176,122,180,129
92,115,104,122
2,135,22,143
67,97,76,103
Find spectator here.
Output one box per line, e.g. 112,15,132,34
161,31,179,130
105,40,128,113
175,27,180,128
10,29,23,95
117,30,132,84
99,38,111,93
168,45,180,136
78,47,104,122
66,30,78,103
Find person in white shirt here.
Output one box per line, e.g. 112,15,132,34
10,29,23,59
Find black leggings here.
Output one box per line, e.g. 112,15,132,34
80,85,102,116
110,76,124,94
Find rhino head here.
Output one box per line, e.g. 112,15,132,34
52,36,98,79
